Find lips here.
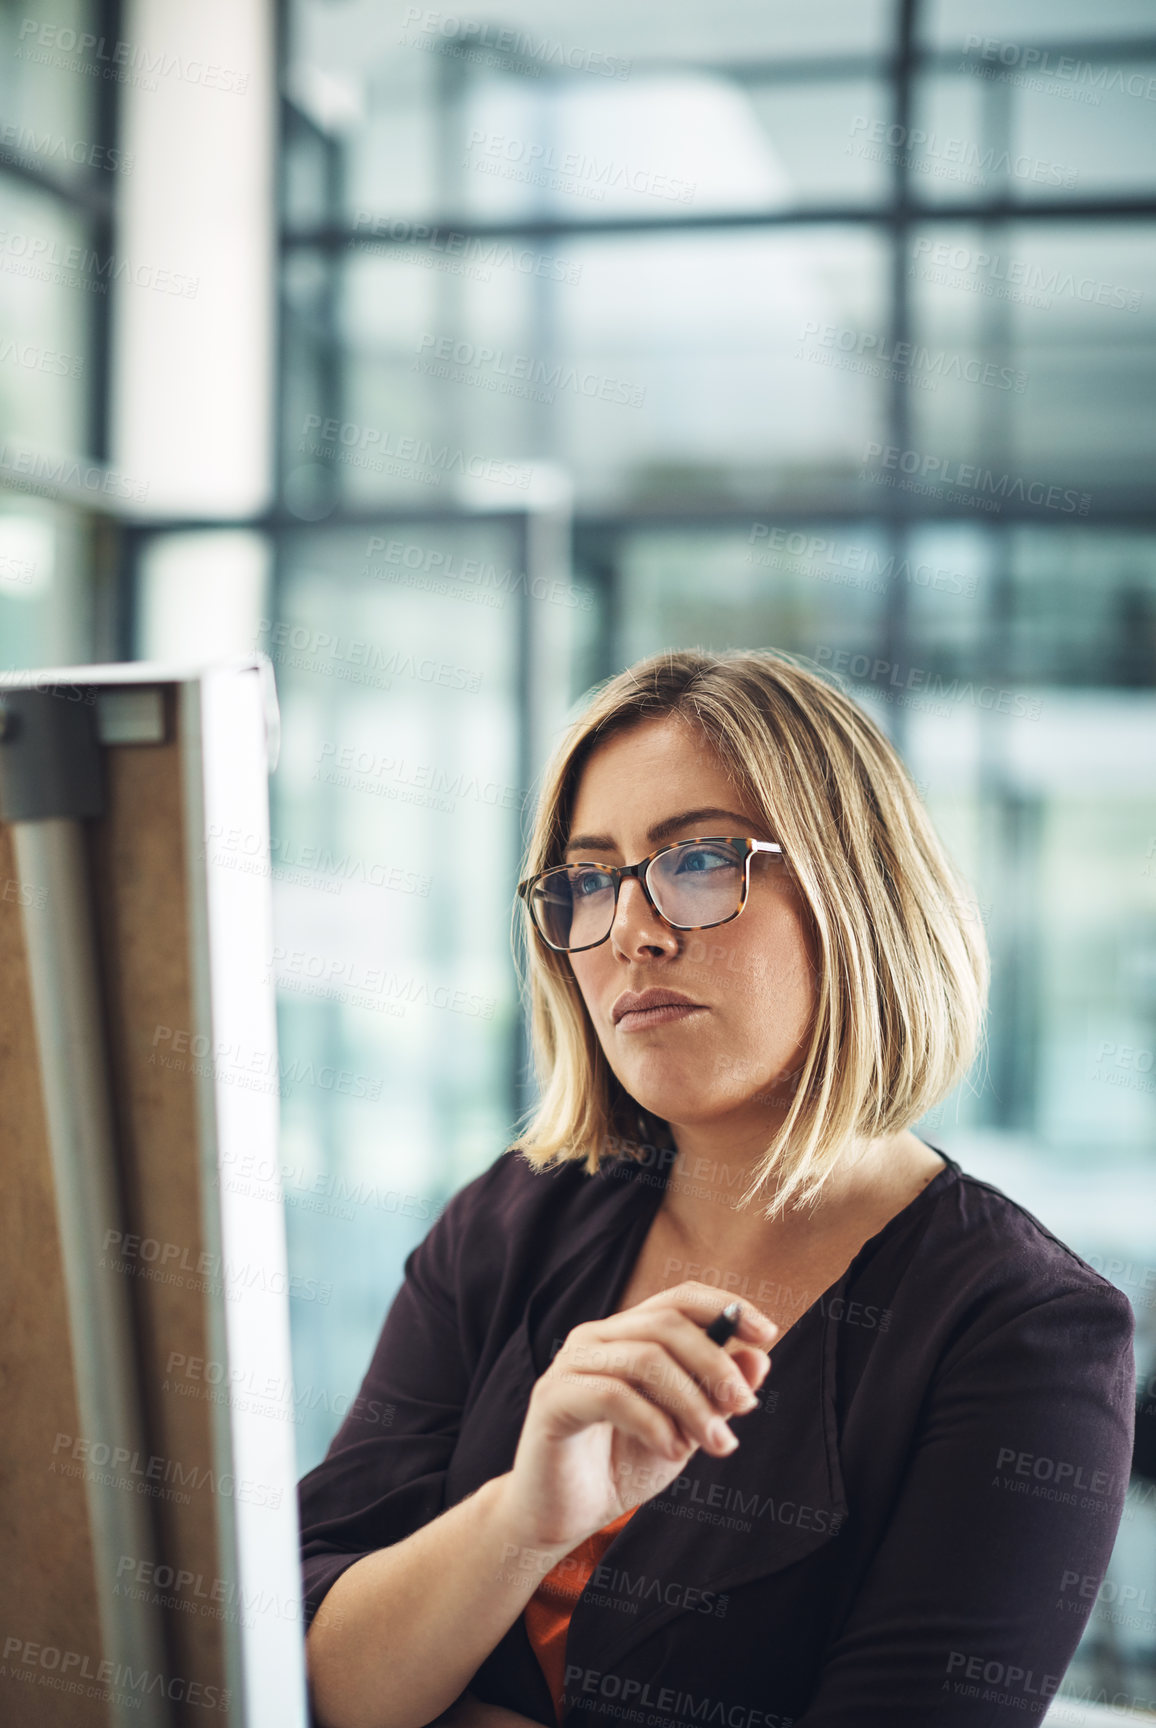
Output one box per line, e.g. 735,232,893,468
611,988,704,1026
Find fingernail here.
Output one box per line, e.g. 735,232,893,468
709,1419,738,1452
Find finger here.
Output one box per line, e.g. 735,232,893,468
629,1281,779,1349
556,1331,746,1455
534,1369,689,1462
728,1343,773,1392
572,1306,765,1416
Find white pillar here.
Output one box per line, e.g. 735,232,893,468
111,0,274,520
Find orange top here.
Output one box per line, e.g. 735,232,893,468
523,1506,638,1725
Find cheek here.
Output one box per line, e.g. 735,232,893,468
568,953,609,1023
710,927,818,1035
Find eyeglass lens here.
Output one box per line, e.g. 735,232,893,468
532,840,746,950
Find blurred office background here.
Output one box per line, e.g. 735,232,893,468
2,0,1155,1708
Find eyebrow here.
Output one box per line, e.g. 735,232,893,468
564,807,759,857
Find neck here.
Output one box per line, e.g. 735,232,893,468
657,1118,909,1260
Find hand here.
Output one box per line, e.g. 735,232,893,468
500,1282,777,1552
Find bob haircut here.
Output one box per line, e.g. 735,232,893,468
513,647,989,1220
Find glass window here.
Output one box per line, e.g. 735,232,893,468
0,498,90,667
907,222,1156,500
921,0,1156,50
614,524,890,668
912,67,1156,207
0,178,91,458
749,78,893,206
0,0,98,163
267,521,524,1470
288,227,891,516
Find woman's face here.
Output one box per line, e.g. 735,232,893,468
564,713,818,1141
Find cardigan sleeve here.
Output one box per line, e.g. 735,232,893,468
795,1281,1136,1726
296,1186,476,1633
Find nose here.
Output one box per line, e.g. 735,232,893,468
609,876,679,961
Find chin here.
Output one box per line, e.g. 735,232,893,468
622,1075,727,1129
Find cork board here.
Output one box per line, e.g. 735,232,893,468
0,819,108,1728
0,686,229,1727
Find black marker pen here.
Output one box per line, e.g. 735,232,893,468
705,1299,742,1346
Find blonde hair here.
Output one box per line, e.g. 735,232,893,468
513,648,988,1220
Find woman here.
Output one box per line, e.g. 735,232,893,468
299,649,1135,1728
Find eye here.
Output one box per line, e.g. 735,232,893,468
674,843,740,874
572,866,613,896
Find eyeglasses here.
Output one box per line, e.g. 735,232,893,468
516,837,783,954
